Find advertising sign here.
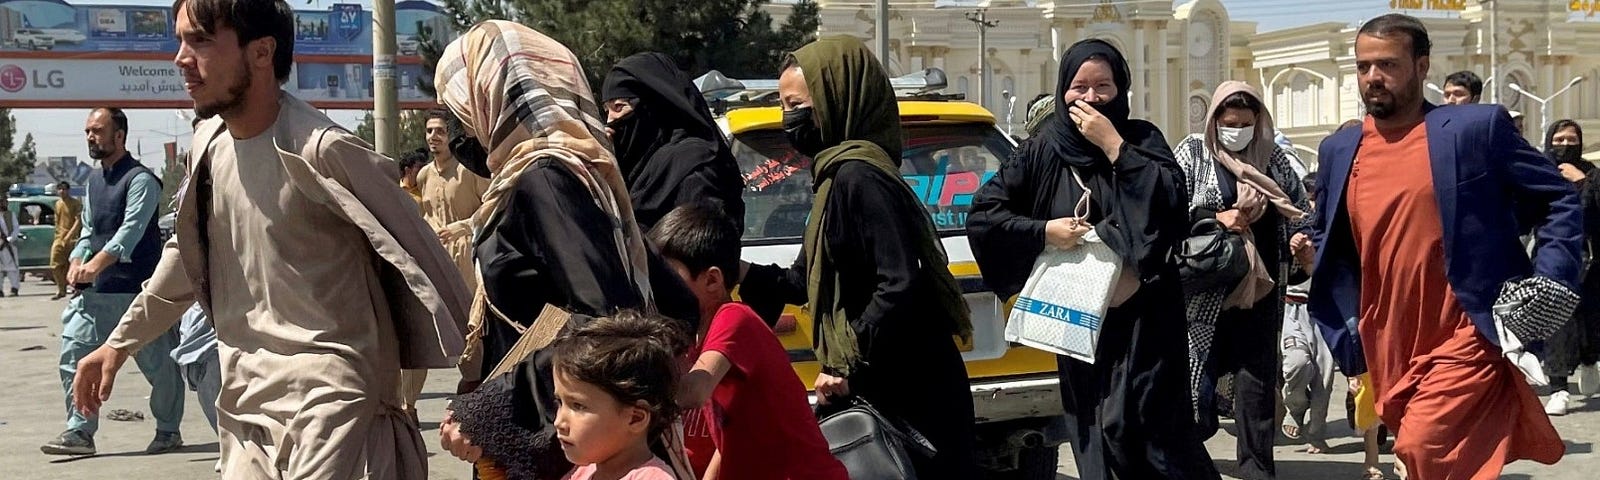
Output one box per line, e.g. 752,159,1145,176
1389,0,1469,12
0,0,452,109
0,57,435,108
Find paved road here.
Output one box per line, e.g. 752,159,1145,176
2,278,1595,479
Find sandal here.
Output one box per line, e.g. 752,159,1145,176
1362,467,1386,480
1281,422,1302,440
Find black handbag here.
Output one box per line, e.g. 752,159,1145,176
816,398,936,480
1176,218,1251,293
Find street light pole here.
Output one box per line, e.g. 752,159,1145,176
1507,76,1587,134
965,9,998,110
372,0,399,156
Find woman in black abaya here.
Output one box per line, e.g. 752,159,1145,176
967,39,1221,480
601,52,746,232
1541,120,1600,414
738,36,980,479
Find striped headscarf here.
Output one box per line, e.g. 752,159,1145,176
435,20,655,355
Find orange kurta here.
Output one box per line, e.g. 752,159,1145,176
1347,117,1563,479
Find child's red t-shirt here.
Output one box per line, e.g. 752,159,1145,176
688,302,848,480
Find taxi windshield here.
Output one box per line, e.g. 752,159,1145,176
732,124,1014,243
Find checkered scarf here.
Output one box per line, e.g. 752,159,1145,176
436,19,654,358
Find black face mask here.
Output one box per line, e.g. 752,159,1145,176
449,134,492,179
1553,145,1583,165
607,108,653,176
782,106,826,158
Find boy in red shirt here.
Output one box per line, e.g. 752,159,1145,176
649,202,849,480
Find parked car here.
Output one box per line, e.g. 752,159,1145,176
11,29,56,50
703,68,1066,478
39,28,86,44
397,35,420,56
5,195,59,274
159,211,176,242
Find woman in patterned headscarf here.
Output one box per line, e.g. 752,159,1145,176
432,20,698,479
1173,81,1312,479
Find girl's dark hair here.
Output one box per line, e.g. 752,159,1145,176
551,311,691,438
1215,91,1263,119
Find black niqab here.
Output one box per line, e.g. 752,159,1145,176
600,52,745,230
1545,121,1590,174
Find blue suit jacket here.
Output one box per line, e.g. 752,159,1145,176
1309,103,1584,376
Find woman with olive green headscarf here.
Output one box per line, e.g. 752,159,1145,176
738,36,979,478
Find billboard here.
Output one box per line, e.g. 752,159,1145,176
0,0,452,109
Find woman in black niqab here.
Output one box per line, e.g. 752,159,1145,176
967,39,1221,480
602,52,746,232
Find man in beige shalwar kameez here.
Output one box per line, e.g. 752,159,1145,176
71,1,470,479
400,109,489,418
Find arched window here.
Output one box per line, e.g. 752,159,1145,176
1270,72,1322,128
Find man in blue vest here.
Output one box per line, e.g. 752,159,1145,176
41,107,186,456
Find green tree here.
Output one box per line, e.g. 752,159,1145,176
416,21,448,99
435,0,822,90
354,109,433,159
158,149,186,215
0,109,38,194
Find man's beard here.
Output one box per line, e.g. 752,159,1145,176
1363,80,1419,120
194,67,251,119
87,144,111,160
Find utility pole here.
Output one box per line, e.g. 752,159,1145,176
876,0,889,65
965,9,998,110
372,0,399,156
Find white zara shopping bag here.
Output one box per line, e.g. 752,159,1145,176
1004,229,1124,364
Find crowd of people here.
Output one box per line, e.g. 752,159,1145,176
8,0,1592,479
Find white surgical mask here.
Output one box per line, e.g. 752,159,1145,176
1217,126,1255,152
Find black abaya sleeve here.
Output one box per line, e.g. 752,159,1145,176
739,255,808,326
967,138,1051,300
479,161,644,324
1092,125,1189,280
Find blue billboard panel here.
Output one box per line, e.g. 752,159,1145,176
0,0,450,57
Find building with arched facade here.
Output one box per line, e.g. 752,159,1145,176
767,0,1242,142
1250,1,1600,165
763,0,1600,168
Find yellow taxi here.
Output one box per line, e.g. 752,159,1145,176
700,69,1066,478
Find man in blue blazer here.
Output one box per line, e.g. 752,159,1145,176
1309,14,1579,479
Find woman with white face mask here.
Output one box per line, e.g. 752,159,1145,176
1173,81,1314,480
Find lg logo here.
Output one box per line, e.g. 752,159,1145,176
0,65,24,93
0,64,64,92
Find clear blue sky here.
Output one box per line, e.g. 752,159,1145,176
7,0,1395,168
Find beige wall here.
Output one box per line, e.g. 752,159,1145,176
792,0,1236,141
779,0,1600,166
1249,0,1600,165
